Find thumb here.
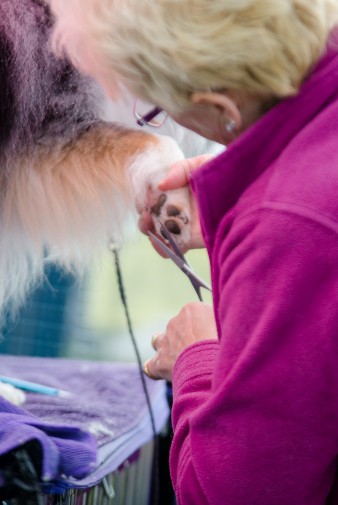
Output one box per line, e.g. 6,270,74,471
158,154,214,191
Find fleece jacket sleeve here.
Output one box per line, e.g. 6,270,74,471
170,208,338,505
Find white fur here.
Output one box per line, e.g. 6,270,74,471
129,135,184,204
1,133,190,316
0,383,26,406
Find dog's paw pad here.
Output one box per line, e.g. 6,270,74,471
163,219,181,235
150,189,191,247
166,205,181,217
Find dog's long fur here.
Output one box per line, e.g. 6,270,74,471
0,0,189,317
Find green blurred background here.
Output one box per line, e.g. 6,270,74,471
72,231,212,362
0,229,211,364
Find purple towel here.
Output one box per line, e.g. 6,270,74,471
0,355,169,490
0,398,97,481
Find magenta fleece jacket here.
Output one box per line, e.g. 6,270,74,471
170,36,338,505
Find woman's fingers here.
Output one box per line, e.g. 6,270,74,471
143,359,160,380
158,154,214,191
143,303,217,382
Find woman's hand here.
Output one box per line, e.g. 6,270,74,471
158,154,214,192
143,302,218,382
138,154,214,255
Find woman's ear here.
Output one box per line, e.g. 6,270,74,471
191,91,242,134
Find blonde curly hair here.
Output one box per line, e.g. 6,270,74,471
52,0,338,114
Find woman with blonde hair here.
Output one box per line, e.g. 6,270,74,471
52,1,338,503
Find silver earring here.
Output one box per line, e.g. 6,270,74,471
225,119,236,133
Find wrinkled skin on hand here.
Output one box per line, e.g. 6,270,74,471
145,302,218,382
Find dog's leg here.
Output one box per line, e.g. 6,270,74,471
1,123,189,313
127,138,192,246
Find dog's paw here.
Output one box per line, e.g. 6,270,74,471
150,189,191,246
129,135,191,247
0,383,26,406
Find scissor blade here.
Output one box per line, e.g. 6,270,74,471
158,224,186,261
148,231,187,271
149,231,212,292
182,264,212,292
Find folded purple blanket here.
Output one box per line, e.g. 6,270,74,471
0,355,169,491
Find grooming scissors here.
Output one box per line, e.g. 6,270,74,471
148,224,211,301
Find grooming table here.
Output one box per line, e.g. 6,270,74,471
0,355,170,504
